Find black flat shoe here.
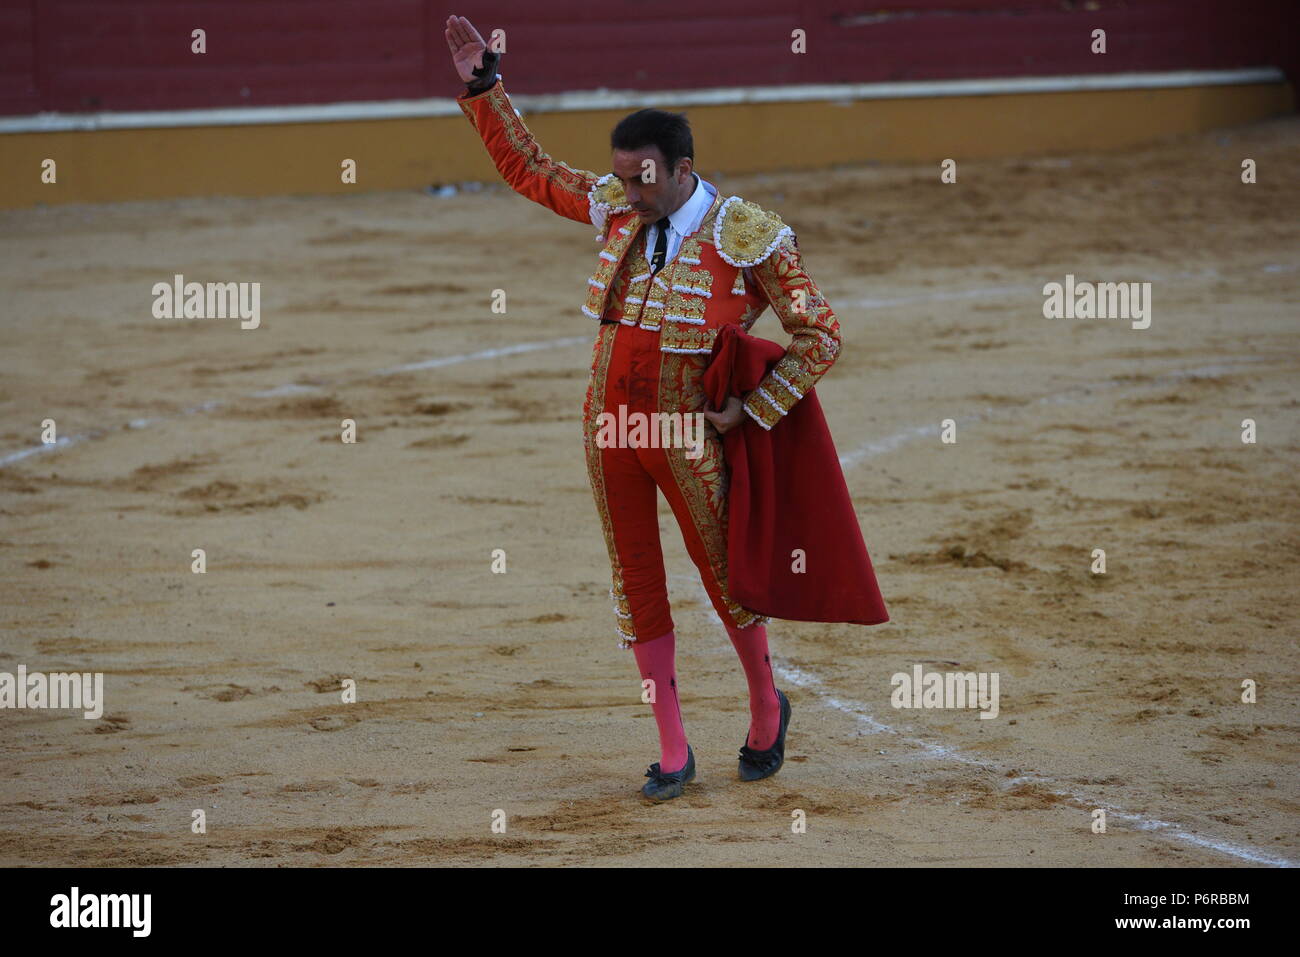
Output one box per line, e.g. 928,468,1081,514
642,745,695,802
738,689,791,781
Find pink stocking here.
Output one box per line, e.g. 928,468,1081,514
725,622,781,750
631,629,689,773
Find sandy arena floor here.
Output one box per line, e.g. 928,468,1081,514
1,114,1297,866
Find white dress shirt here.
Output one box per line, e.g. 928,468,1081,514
645,172,717,269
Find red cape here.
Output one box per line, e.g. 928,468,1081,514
703,324,889,626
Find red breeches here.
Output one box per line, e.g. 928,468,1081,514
581,322,766,648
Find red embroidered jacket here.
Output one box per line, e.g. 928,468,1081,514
457,79,841,430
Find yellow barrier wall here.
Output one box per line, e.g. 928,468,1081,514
0,82,1292,209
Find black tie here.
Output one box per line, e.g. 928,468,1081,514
650,216,670,275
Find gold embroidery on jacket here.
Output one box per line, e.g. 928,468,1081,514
618,241,652,325
751,233,838,392
655,228,716,349
715,197,790,267
483,88,592,201
659,324,719,354
664,264,713,326
588,174,630,211
739,300,767,331
582,218,642,320
637,259,670,331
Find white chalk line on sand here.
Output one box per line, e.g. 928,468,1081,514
5,278,1295,863
838,354,1277,471
785,663,1295,868
375,335,591,375
682,557,1293,867
678,352,1295,866
3,260,1292,469
843,261,1296,310
0,336,592,468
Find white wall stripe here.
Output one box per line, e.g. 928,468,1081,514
0,69,1282,134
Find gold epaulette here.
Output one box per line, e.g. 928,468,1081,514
588,173,631,214
712,196,793,267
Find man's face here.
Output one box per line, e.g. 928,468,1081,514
611,146,694,223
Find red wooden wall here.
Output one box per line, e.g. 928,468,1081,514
1,0,1297,117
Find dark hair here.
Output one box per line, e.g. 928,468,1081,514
610,109,694,174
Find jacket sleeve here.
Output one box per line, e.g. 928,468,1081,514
741,233,842,430
457,79,599,226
